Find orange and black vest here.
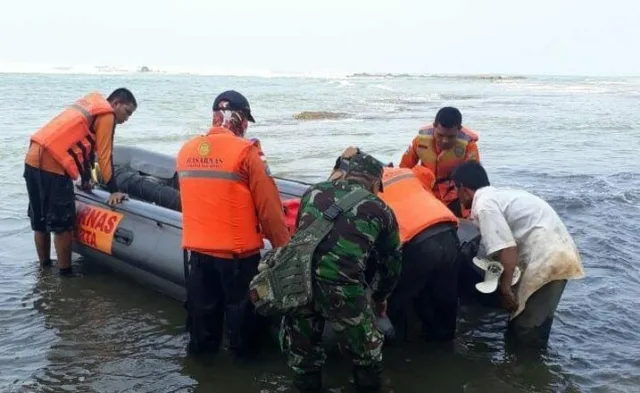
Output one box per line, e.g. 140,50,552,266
378,167,458,244
414,125,479,206
30,92,114,179
176,126,263,257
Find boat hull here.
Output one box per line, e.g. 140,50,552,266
72,146,486,333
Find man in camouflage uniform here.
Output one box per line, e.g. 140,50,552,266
279,153,403,393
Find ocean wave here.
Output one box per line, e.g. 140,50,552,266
0,64,528,81
513,169,639,183
494,80,639,95
504,170,640,210
347,72,527,81
372,93,482,105
546,191,639,211
0,61,349,79
370,84,394,91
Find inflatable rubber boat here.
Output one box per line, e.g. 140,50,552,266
72,145,484,305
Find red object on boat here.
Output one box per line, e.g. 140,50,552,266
282,198,301,235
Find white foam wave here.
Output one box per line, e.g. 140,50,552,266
0,61,350,79
497,80,617,94
0,61,138,75
371,84,394,91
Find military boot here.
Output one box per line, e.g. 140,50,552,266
353,363,382,392
293,370,325,393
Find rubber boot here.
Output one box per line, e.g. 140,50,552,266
293,370,324,393
353,363,382,392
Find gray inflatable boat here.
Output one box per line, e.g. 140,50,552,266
72,145,485,305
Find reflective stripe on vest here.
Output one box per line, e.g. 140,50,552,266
382,172,415,188
70,103,92,120
379,167,458,244
178,170,241,181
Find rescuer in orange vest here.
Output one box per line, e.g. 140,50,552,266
23,88,137,276
330,147,462,342
399,106,480,218
176,90,291,358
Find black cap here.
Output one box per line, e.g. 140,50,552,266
212,90,255,122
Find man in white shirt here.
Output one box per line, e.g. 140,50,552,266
451,161,585,347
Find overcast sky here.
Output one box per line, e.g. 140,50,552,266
0,0,636,76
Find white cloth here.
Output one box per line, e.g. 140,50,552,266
471,186,585,318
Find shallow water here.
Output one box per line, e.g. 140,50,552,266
1,72,639,392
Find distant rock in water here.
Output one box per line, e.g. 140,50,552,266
452,74,526,81
348,72,422,78
350,72,394,78
138,66,151,73
476,74,526,81
345,72,527,81
293,111,349,121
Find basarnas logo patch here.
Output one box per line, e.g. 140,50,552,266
197,141,211,157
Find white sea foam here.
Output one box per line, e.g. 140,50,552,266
0,61,350,79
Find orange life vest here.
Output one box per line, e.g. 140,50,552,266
378,167,459,244
30,92,114,179
414,125,479,207
176,126,263,257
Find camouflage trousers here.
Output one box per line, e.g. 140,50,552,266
279,280,384,375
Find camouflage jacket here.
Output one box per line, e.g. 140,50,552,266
295,179,403,302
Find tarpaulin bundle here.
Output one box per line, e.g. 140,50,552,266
114,166,182,211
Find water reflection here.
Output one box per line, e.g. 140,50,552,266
21,259,582,392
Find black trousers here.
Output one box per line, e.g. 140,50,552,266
184,251,269,357
387,223,460,342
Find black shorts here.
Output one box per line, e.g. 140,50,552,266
23,163,75,233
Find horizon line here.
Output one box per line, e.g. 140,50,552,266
0,62,637,79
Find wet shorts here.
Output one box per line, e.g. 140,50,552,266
23,163,75,233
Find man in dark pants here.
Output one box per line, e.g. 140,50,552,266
186,254,266,356
389,223,460,342
176,90,291,358
24,89,136,275
329,147,461,342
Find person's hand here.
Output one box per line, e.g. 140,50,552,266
374,300,387,318
342,146,360,159
500,287,518,313
77,180,94,192
107,192,128,206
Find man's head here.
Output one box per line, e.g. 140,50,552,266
451,161,490,209
433,106,462,151
344,152,385,194
107,88,137,125
212,90,255,137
